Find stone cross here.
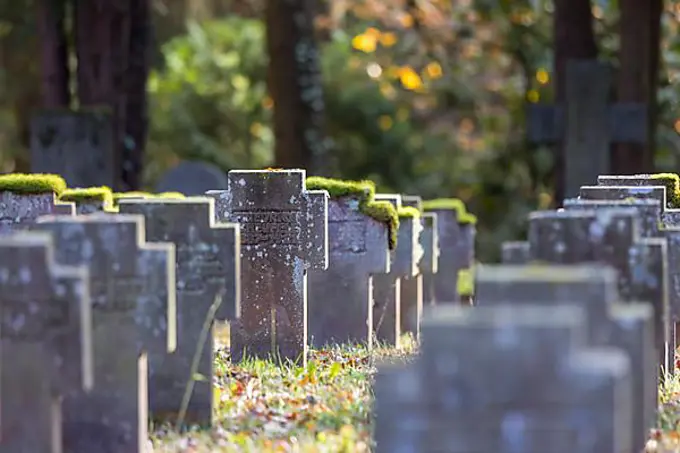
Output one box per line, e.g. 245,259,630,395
372,194,420,346
501,240,530,264
206,169,328,364
0,232,93,453
400,195,439,338
33,214,176,453
30,110,116,189
528,209,672,376
475,264,656,450
118,197,240,426
155,161,228,196
375,304,633,452
307,194,390,349
527,59,646,198
0,191,74,234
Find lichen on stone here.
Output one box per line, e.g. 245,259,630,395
155,192,186,199
112,191,151,202
397,206,421,219
457,267,474,296
422,198,477,224
649,173,680,208
0,173,67,195
305,176,399,250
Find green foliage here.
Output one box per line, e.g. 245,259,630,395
0,173,67,195
306,176,399,250
422,198,477,225
59,186,113,206
649,173,680,208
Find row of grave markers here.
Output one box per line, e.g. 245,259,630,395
373,173,680,452
0,170,476,452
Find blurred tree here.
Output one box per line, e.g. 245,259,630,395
265,0,331,173
35,0,70,108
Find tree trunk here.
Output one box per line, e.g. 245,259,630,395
265,0,329,174
614,0,662,174
74,0,131,190
122,0,151,190
35,0,71,108
553,0,598,204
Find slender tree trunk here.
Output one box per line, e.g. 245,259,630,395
123,0,151,190
614,0,662,174
36,0,71,108
553,0,598,204
265,0,329,174
74,0,131,190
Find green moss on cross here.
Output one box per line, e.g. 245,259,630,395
397,206,420,219
155,191,186,199
457,268,474,296
59,186,113,207
422,198,477,225
306,176,400,250
0,173,67,195
649,173,680,208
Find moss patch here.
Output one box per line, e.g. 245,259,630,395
397,206,420,219
0,173,67,195
306,176,399,250
457,267,474,296
155,191,186,199
112,191,151,203
59,186,113,207
422,198,477,224
649,173,680,208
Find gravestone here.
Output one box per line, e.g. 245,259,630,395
0,232,93,453
376,304,633,452
563,198,661,237
475,264,656,450
307,194,390,348
118,197,240,425
595,175,680,225
156,161,228,196
372,194,420,346
528,209,672,376
30,110,116,188
527,59,647,198
0,192,74,234
501,240,530,264
33,214,176,453
206,169,328,363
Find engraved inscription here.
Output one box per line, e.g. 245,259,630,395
232,210,301,246
1,298,70,339
329,220,367,254
177,246,225,293
91,277,144,311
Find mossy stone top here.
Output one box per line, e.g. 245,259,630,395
59,186,114,207
306,176,399,250
422,198,477,225
0,173,67,195
649,173,680,208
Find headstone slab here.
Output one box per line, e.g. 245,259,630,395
155,160,228,196
206,169,328,364
422,207,462,303
0,191,74,234
118,197,240,425
579,185,667,208
32,214,176,453
501,241,530,264
307,195,390,348
30,109,116,188
0,231,93,452
562,198,661,238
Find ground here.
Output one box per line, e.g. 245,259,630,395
151,336,679,453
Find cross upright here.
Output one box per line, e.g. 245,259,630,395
0,231,93,453
33,214,176,453
527,59,647,199
207,169,328,364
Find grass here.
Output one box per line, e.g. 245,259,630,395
151,338,416,453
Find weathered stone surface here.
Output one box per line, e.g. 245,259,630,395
0,232,93,453
30,110,116,189
501,241,530,264
118,197,240,425
422,207,462,303
206,169,328,364
563,197,661,237
307,195,389,348
372,194,420,346
33,214,176,453
0,192,74,234
475,264,656,450
419,213,440,309
155,161,228,196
